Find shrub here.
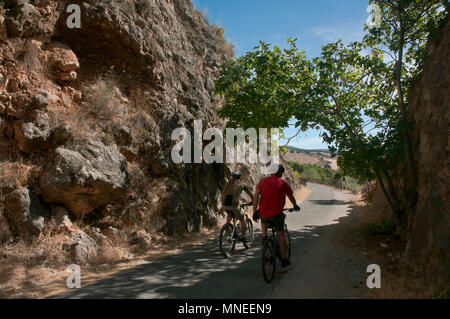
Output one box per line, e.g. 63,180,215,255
213,26,235,58
81,76,124,121
0,160,35,190
362,182,377,203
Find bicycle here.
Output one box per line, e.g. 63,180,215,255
260,208,298,283
219,202,254,258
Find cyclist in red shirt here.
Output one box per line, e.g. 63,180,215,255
253,164,300,268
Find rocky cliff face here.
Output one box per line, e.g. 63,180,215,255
0,0,298,247
402,20,450,295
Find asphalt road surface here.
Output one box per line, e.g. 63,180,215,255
58,183,370,299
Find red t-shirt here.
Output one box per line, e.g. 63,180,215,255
256,175,293,218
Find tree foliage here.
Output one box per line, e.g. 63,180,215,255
216,38,400,182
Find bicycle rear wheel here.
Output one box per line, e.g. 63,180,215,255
219,223,235,258
262,239,276,283
243,218,254,249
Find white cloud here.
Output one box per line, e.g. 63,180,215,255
309,22,365,44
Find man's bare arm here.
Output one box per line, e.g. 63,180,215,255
288,193,300,210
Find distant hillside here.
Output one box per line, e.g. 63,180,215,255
284,146,338,170
286,146,330,153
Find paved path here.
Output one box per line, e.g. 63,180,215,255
58,183,370,299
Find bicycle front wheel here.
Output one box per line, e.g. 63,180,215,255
285,225,291,261
262,239,276,283
219,223,235,258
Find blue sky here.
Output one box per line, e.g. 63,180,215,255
193,0,373,150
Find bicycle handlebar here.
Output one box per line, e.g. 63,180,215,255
252,207,300,223
282,207,301,213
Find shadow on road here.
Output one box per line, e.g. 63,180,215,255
309,199,352,206
58,236,268,299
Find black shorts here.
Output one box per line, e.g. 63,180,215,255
261,213,286,232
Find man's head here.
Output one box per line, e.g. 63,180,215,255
232,170,243,180
274,164,285,177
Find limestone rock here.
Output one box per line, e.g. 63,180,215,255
30,93,49,110
113,125,133,147
129,229,152,252
4,3,42,38
55,71,77,82
40,141,129,216
52,206,73,234
48,43,79,84
49,43,80,72
13,112,51,153
4,189,45,240
51,124,73,146
62,230,100,264
88,227,108,245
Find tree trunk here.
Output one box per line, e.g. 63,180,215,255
395,8,417,204
381,168,403,213
375,169,401,223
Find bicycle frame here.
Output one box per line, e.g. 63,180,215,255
267,224,283,260
219,202,254,258
226,202,252,231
